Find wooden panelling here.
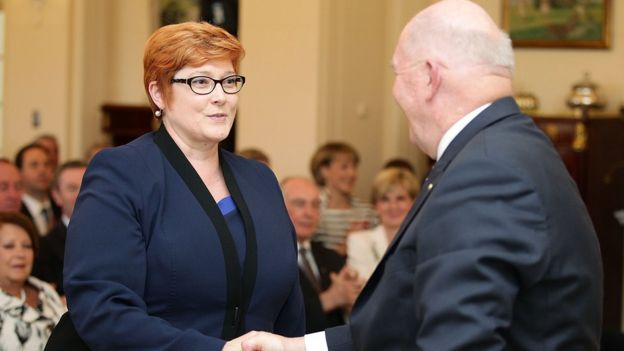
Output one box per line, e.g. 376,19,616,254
533,113,624,329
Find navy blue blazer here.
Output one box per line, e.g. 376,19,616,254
326,97,603,350
64,132,305,350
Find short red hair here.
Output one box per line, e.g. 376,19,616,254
143,22,245,113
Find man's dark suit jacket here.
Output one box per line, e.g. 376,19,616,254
325,97,603,350
20,198,61,235
300,241,347,333
35,221,67,295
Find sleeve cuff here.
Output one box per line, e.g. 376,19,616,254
304,331,328,351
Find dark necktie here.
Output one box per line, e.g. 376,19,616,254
41,207,53,231
41,207,50,221
299,247,321,292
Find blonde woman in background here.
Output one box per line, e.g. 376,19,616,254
347,168,419,279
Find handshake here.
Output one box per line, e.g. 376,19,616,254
223,265,364,351
223,332,305,351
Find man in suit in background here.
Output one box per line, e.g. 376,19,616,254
15,143,58,236
282,177,362,333
33,160,87,295
0,159,23,212
241,0,603,350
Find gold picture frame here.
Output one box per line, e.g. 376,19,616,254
502,0,611,49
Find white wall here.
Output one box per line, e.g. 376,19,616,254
78,0,151,158
0,10,5,153
3,0,72,160
107,0,151,104
237,0,322,182
1,0,151,161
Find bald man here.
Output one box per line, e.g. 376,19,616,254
0,159,23,212
240,1,602,350
282,177,361,333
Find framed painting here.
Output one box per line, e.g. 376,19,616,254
152,0,200,27
151,0,238,35
502,0,611,48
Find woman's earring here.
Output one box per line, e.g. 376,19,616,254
155,109,162,117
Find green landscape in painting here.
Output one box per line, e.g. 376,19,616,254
508,1,604,41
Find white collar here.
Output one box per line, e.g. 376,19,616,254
436,103,491,160
21,193,51,213
297,240,312,252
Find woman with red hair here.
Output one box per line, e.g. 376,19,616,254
58,22,304,351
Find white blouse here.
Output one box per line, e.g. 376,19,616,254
0,276,66,351
347,225,390,280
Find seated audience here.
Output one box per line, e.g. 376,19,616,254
237,147,271,167
15,144,58,236
347,168,419,279
0,159,23,212
0,212,66,350
282,177,363,333
309,142,377,255
34,161,87,295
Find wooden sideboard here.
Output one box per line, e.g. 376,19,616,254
532,112,624,329
100,104,236,151
101,104,155,146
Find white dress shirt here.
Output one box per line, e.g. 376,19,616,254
61,214,70,227
297,240,321,280
347,225,389,280
436,103,491,160
21,193,53,236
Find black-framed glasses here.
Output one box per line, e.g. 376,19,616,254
170,75,246,95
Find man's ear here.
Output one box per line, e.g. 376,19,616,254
148,81,164,109
424,61,442,101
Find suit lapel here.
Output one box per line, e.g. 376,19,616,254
20,202,34,222
352,97,521,311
